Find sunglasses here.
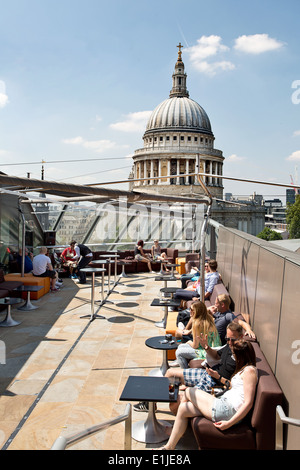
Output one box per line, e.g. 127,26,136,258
225,337,238,343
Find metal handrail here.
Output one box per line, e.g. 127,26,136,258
51,404,132,450
276,405,300,450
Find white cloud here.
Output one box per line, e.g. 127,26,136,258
110,111,152,132
63,136,84,145
287,150,300,161
227,154,246,163
186,35,229,61
0,94,9,108
186,35,235,76
293,130,300,137
234,34,284,54
193,60,235,75
0,81,9,108
186,33,284,76
62,136,118,153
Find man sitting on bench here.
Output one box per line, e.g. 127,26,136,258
33,246,59,292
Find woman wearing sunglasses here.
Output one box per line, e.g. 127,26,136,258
161,340,257,450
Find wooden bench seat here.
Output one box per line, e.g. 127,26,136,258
4,273,50,299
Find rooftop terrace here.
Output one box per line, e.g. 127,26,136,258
0,173,299,450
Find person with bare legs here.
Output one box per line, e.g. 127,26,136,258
134,240,155,273
151,239,170,272
166,322,244,415
161,340,257,450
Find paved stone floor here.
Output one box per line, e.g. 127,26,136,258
0,272,197,450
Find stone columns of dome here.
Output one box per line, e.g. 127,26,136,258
185,160,189,184
144,161,147,184
176,159,180,184
158,159,161,184
150,160,154,183
142,161,145,185
218,162,223,186
139,161,142,185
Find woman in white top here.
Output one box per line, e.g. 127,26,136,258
161,339,257,450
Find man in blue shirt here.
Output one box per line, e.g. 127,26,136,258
17,248,33,273
196,262,220,300
173,260,220,302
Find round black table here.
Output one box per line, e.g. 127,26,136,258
0,297,23,327
17,285,44,311
79,267,106,321
160,286,178,300
154,276,179,291
167,263,181,276
145,335,178,376
99,254,120,288
154,259,170,275
117,259,131,278
90,260,107,300
120,376,178,444
108,254,120,283
150,297,181,328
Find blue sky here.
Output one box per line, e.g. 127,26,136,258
0,0,300,199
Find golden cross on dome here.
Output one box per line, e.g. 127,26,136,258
177,42,183,61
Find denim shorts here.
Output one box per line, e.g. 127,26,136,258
212,396,236,422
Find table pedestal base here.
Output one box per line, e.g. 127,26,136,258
79,269,106,322
88,313,106,322
132,403,171,443
0,307,21,327
148,350,169,377
119,263,128,278
148,366,164,377
17,292,38,311
155,306,168,328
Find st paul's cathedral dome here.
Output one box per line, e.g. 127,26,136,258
129,44,224,200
